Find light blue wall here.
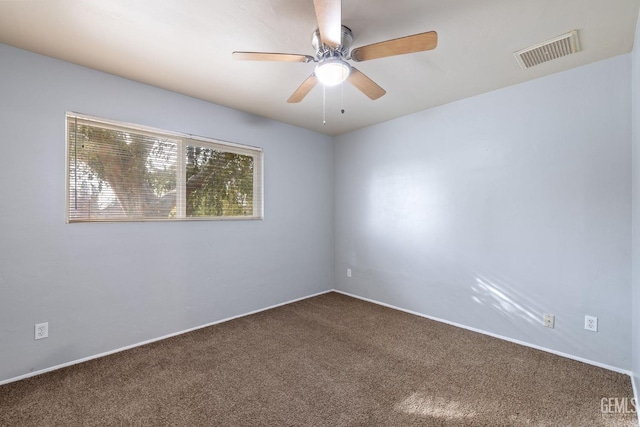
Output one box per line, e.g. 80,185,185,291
0,43,334,382
632,10,640,397
335,55,632,370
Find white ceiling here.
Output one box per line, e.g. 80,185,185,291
0,0,638,136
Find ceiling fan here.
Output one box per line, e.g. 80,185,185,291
232,0,438,103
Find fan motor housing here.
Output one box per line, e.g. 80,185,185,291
312,25,353,58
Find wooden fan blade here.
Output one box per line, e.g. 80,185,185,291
233,52,314,63
287,74,319,103
313,0,341,48
348,68,386,100
351,31,438,62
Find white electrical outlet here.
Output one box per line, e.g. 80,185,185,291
585,315,598,332
346,268,352,278
35,322,48,340
543,314,555,329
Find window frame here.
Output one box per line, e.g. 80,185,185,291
65,112,264,223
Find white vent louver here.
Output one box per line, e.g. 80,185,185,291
514,30,580,70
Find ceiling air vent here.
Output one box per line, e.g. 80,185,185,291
513,30,580,70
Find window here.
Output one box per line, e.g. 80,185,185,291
66,113,263,222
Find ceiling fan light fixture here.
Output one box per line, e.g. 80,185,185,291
315,58,351,86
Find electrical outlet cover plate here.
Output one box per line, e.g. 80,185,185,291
35,322,48,340
543,314,555,329
585,315,598,332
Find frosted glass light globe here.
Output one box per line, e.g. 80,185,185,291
315,59,351,86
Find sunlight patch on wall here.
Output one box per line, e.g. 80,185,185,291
471,276,540,325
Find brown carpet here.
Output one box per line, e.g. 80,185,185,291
0,292,636,426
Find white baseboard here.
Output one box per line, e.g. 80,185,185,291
632,374,640,425
0,289,333,386
334,289,633,376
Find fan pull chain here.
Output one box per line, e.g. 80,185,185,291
323,84,326,125
341,79,345,114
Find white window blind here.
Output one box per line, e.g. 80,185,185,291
66,113,263,222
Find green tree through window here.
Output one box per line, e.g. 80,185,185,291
185,146,254,217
